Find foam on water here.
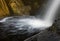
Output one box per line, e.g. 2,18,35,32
18,18,52,29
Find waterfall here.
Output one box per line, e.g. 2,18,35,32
0,0,60,30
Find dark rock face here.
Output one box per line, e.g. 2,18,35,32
25,31,60,41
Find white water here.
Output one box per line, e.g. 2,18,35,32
44,0,60,22
0,0,60,30
26,0,60,29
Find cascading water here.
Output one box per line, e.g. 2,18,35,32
0,0,60,41
0,0,60,30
